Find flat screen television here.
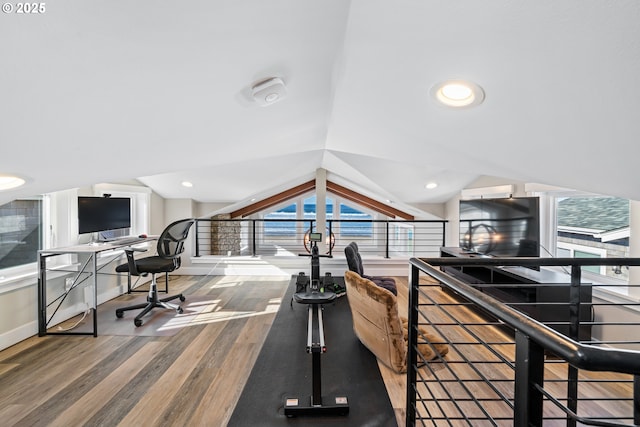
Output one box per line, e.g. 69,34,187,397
459,196,540,257
78,196,131,235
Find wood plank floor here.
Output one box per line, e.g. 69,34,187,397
0,275,634,426
0,275,292,427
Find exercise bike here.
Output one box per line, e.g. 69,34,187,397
284,232,349,417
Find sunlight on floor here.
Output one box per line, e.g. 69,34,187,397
157,297,283,331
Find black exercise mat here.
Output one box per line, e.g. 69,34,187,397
228,276,397,427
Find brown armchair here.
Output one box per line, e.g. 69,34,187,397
344,270,448,373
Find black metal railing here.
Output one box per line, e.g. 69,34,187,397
407,256,640,426
194,218,447,259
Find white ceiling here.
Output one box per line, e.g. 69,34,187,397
2,1,640,215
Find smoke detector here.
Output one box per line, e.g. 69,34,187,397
252,77,287,106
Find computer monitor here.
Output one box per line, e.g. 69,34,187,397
78,196,131,235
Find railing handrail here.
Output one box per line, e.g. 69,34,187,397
194,217,448,258
410,257,640,375
421,256,640,267
195,218,447,223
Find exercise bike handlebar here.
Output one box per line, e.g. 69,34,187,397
298,253,332,258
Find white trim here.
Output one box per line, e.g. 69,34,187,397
0,270,37,294
558,226,605,235
558,241,607,257
189,254,408,277
460,185,514,200
0,321,37,352
557,242,607,275
596,227,629,242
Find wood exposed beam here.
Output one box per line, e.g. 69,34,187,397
326,181,414,220
230,179,413,220
231,180,315,218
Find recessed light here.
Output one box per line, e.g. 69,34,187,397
181,181,193,188
0,174,26,191
425,182,438,190
431,80,485,108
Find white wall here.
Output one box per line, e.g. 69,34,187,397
0,185,159,351
196,202,234,219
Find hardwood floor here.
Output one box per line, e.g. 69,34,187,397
0,275,634,426
0,275,291,427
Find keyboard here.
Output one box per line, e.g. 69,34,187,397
112,237,145,246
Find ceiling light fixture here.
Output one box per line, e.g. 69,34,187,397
181,181,193,188
425,182,438,190
431,80,485,108
0,174,26,191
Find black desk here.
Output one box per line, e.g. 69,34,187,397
37,237,156,337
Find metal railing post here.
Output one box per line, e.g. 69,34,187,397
566,265,582,426
405,264,420,426
385,221,390,258
514,330,544,427
328,220,333,257
251,220,256,257
194,219,200,257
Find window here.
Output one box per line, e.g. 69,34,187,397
264,203,296,236
260,193,378,241
556,195,629,281
557,243,607,275
338,203,372,237
0,184,150,289
0,198,43,270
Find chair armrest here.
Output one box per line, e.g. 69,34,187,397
122,247,148,276
123,247,147,252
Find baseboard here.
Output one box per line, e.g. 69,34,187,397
0,321,37,352
188,255,409,277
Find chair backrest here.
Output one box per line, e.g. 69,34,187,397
344,270,406,373
157,219,195,260
344,242,364,276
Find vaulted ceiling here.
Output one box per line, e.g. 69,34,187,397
2,1,640,216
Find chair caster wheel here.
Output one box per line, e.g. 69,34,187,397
179,295,186,302
116,310,123,319
134,319,143,327
177,307,183,314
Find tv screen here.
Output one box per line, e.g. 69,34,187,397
78,196,131,235
459,196,540,257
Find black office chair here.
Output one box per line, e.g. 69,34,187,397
115,218,194,327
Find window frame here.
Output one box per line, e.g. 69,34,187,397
0,184,150,293
557,241,607,275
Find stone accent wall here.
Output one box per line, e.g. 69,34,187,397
210,214,241,255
